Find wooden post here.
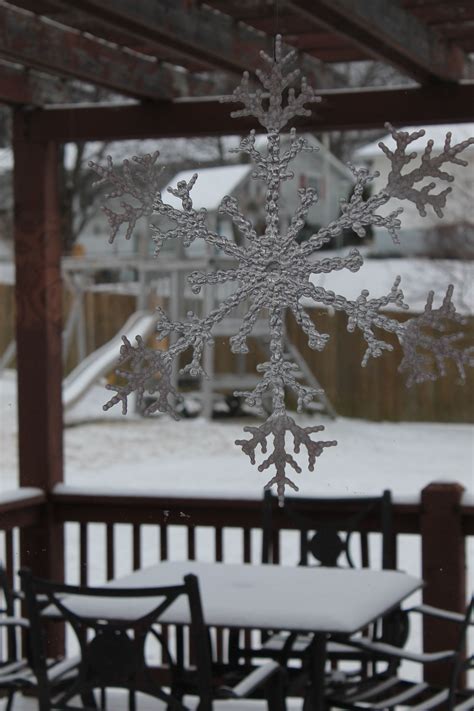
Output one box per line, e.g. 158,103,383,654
420,482,466,686
13,108,64,653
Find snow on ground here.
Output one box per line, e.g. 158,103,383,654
1,372,472,502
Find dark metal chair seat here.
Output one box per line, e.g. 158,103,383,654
325,598,474,711
0,564,79,710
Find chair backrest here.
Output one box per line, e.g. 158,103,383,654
20,569,215,711
262,489,395,570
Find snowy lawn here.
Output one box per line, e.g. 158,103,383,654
1,372,472,502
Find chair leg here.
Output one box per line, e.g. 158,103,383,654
81,690,98,708
265,667,287,711
5,690,15,711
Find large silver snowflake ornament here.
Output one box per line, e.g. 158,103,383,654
90,36,474,505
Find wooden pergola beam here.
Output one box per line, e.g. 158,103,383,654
13,108,65,638
0,60,94,105
46,0,273,74
44,0,331,86
286,0,468,83
29,83,474,143
0,2,226,102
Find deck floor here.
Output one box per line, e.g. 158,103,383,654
3,692,304,710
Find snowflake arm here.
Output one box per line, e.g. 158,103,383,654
236,413,337,504
187,267,240,295
380,123,474,218
309,247,364,276
234,358,322,416
302,165,404,252
221,35,320,132
279,128,316,178
398,285,474,387
103,335,182,419
89,153,162,243
229,297,266,354
307,277,409,366
290,298,330,352
285,188,319,244
219,195,258,241
152,181,246,260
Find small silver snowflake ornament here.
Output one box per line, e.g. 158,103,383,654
90,35,474,505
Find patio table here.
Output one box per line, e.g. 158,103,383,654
49,561,422,710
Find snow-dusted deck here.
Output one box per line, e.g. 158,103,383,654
2,692,305,710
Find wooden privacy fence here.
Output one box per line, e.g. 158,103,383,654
1,282,473,422
0,482,472,687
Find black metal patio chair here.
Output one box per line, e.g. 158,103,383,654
20,568,287,711
228,489,406,694
0,564,78,711
325,597,474,710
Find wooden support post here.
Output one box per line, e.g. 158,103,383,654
421,482,466,686
13,108,64,653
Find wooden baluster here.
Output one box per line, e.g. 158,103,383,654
187,526,196,560
214,527,224,661
243,528,251,563
242,529,252,651
106,524,114,581
159,524,169,655
360,531,369,568
80,523,88,586
272,529,280,564
215,527,223,562
160,524,168,561
132,524,141,571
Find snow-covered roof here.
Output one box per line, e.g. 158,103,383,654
162,164,251,211
356,123,474,160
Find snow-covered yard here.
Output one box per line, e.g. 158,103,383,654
1,370,472,502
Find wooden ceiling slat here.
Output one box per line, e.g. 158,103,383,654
283,32,356,51
307,48,367,62
402,1,474,24
0,3,233,103
33,0,336,90
38,0,277,75
7,0,212,71
285,0,469,83
29,83,474,143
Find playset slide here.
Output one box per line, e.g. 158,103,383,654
63,310,156,410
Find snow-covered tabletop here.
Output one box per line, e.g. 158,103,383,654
51,561,422,635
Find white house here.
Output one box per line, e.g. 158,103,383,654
356,123,474,257
161,133,355,259
0,134,354,263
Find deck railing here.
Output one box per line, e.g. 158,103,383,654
0,482,472,684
